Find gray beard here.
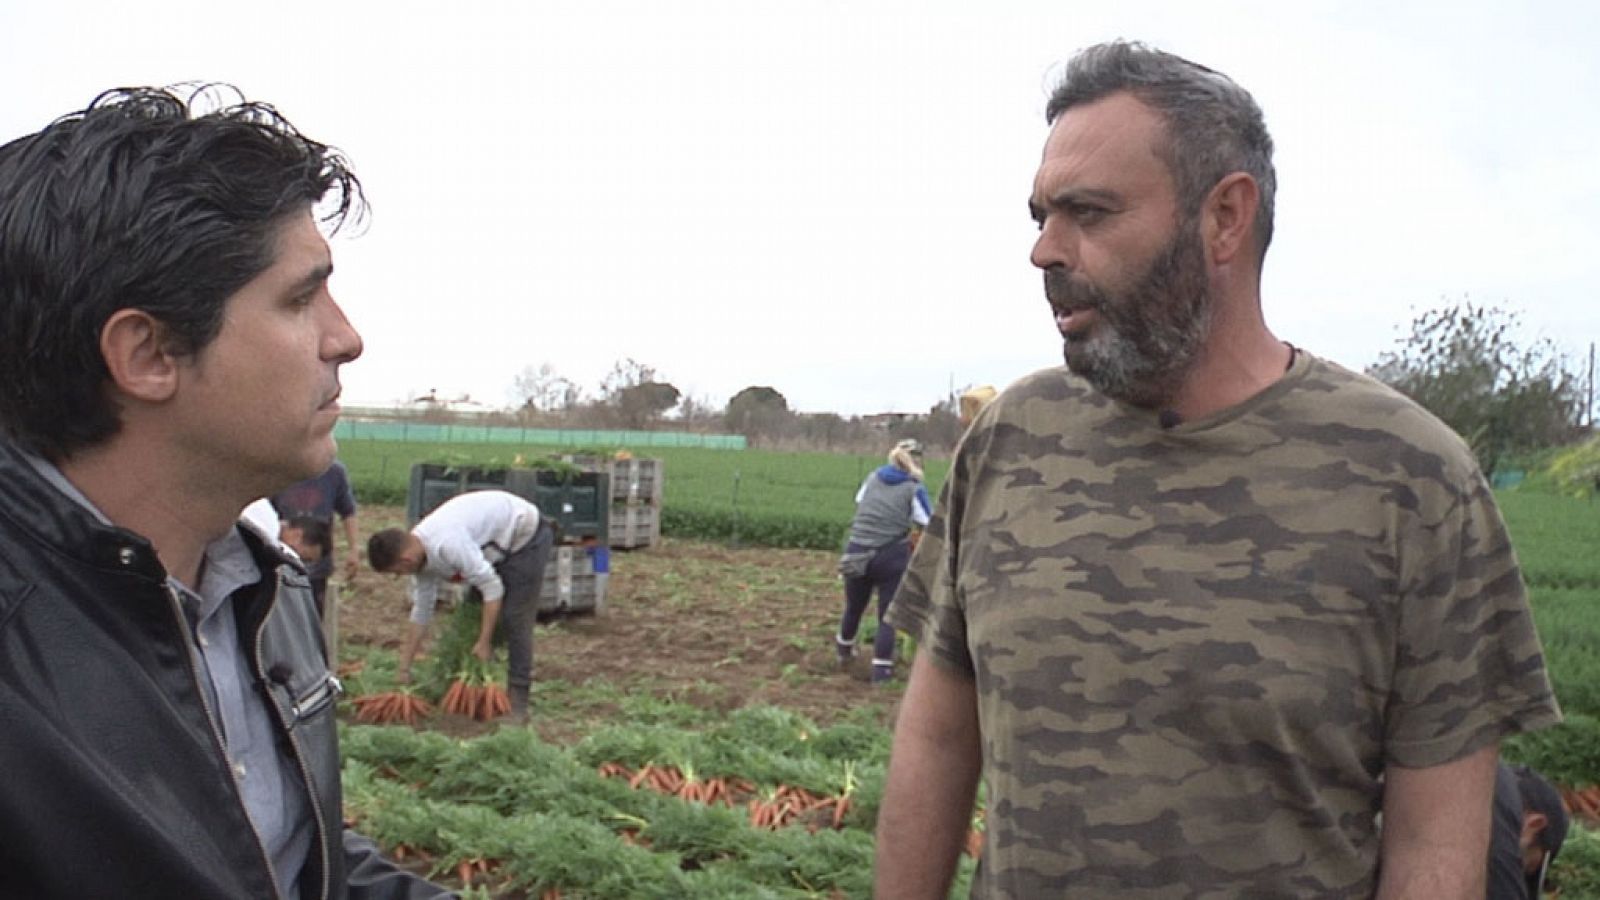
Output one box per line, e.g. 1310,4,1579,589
1046,223,1212,408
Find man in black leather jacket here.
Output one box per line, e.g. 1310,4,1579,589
0,87,454,899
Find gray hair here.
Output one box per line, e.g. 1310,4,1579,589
1046,41,1277,262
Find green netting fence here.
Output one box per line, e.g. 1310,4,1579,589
335,420,746,450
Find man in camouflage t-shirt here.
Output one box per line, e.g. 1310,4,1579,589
875,42,1558,899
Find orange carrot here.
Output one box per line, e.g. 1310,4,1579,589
658,767,682,794
629,765,653,790
648,767,672,794
1581,792,1600,819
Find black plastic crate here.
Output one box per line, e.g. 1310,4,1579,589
406,464,609,543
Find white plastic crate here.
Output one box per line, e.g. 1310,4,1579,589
609,502,660,549
611,457,663,506
539,544,608,614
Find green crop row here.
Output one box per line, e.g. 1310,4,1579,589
340,708,974,899
1499,494,1600,900
1496,489,1600,590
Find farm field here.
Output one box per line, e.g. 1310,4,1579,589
331,441,1600,898
336,439,948,551
337,504,941,898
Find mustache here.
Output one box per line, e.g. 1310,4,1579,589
1044,268,1106,314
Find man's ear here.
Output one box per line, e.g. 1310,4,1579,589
1522,811,1548,846
1202,172,1261,266
100,309,181,402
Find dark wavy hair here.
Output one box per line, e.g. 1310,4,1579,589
284,514,333,560
1047,41,1276,263
367,528,412,573
0,84,365,460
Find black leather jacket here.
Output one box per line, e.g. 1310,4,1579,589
0,441,454,899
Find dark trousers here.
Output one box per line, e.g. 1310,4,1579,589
839,539,910,664
497,523,553,691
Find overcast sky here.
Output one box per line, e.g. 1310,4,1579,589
5,1,1598,416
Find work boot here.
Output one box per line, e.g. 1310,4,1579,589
834,636,856,668
871,663,894,685
508,684,531,725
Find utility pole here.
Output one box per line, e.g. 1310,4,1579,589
1589,342,1595,430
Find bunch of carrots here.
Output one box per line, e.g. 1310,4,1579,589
439,659,511,722
596,762,856,831
351,689,433,726
453,856,498,887
600,761,753,806
1562,785,1600,820
747,784,853,831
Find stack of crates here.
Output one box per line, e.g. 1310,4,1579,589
608,456,662,549
558,455,663,550
405,463,609,615
542,543,609,615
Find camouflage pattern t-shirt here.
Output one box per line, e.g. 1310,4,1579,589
888,351,1560,898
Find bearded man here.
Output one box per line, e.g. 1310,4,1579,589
875,41,1559,899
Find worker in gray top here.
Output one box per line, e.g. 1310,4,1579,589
835,439,933,684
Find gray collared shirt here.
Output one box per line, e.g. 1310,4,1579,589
26,454,312,899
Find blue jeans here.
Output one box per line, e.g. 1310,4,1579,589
838,538,910,665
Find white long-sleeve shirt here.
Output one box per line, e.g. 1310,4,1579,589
408,490,541,624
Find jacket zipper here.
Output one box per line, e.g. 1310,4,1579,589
254,574,333,900
165,582,286,899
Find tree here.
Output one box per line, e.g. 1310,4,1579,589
599,358,679,429
675,392,723,429
907,390,965,451
510,363,580,417
725,386,792,441
1367,299,1581,475
614,381,682,428
795,412,850,450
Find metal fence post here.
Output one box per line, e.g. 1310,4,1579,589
731,469,741,547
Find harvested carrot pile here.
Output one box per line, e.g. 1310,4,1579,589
351,690,433,725
596,762,861,831
746,784,851,831
1562,785,1600,820
453,856,500,887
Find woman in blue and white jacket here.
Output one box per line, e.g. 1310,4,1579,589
835,439,933,684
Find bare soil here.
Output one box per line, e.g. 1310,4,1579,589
335,505,901,743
